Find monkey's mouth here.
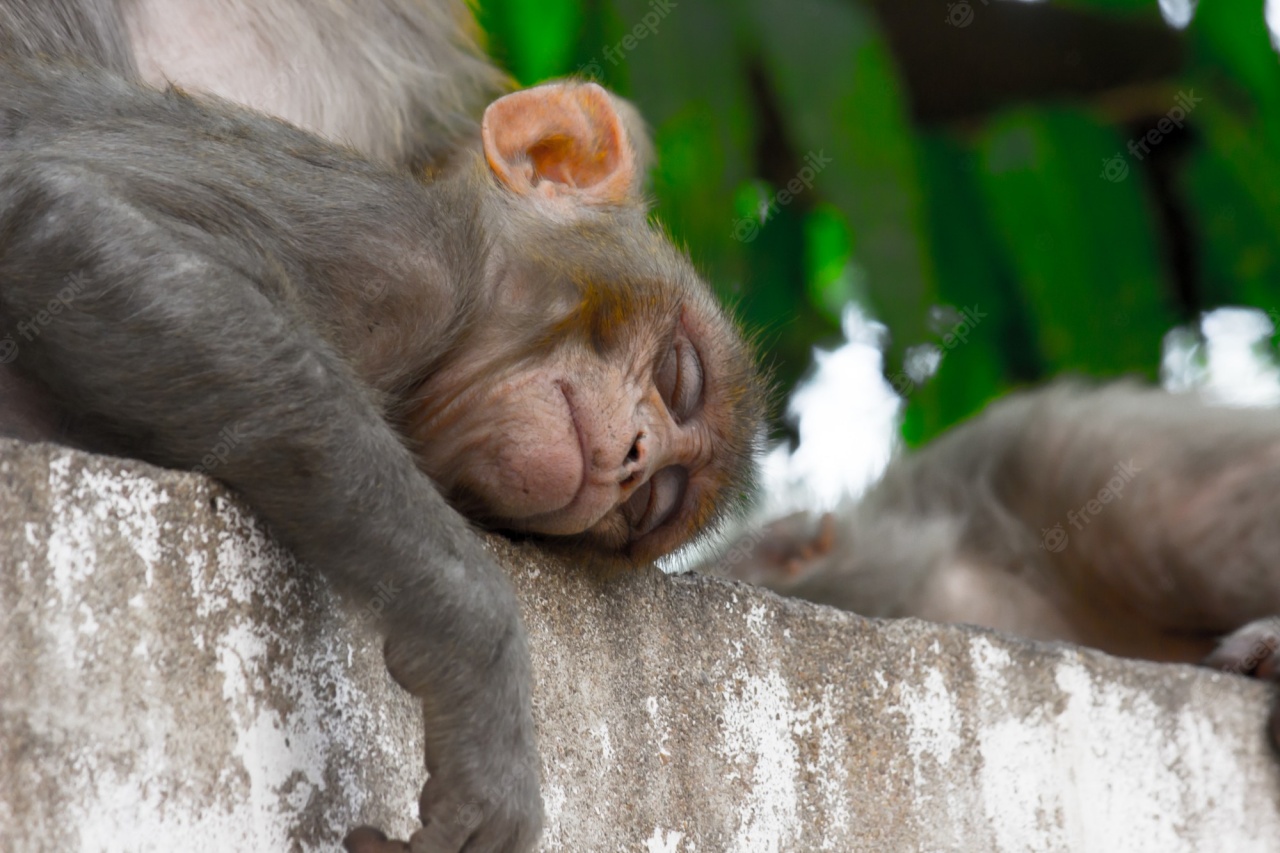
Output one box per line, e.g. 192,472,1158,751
622,465,687,539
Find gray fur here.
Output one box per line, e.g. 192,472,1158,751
0,2,528,844
0,0,135,73
0,5,766,848
721,382,1280,659
0,57,540,850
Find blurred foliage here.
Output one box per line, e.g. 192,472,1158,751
474,0,1280,445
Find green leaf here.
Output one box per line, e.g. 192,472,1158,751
803,205,861,325
906,132,1038,440
614,0,755,294
742,0,937,372
1177,111,1280,311
477,0,584,84
974,108,1176,376
1179,3,1280,311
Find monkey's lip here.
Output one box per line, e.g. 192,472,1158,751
555,380,591,512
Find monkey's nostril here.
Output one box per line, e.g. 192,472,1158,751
626,434,644,465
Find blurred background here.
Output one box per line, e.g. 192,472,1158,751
473,0,1280,510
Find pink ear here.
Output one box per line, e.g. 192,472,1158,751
481,82,637,206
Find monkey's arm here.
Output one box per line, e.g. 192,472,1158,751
718,382,1280,663
0,74,538,853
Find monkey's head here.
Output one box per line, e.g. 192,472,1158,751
409,81,764,564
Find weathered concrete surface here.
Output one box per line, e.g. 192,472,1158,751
3,438,1280,852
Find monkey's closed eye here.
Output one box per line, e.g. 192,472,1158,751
655,333,704,420
623,466,688,537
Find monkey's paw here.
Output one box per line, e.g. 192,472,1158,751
344,826,410,853
343,762,542,853
404,754,542,853
1203,617,1280,746
716,510,836,585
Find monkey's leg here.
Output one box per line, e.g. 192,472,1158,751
0,165,540,853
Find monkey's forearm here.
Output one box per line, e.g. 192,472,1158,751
0,174,517,678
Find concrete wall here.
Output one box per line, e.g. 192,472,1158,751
3,438,1279,852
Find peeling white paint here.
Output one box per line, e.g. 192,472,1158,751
718,667,800,853
592,719,614,763
645,826,686,853
897,666,961,785
7,444,1280,852
646,694,672,762
3,453,422,851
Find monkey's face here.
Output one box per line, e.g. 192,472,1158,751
407,81,763,562
409,232,761,563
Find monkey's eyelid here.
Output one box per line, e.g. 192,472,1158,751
654,341,679,406
674,340,704,418
629,466,688,538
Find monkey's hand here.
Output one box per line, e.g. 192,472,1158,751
713,511,837,586
1203,618,1280,746
383,619,543,853
344,826,410,852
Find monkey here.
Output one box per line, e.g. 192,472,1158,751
0,3,764,851
712,380,1280,738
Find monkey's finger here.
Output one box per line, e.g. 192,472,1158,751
344,826,411,853
409,820,479,853
1203,618,1280,678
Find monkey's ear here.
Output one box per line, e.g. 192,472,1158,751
481,81,637,207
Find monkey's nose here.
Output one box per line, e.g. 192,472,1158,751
619,432,646,488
